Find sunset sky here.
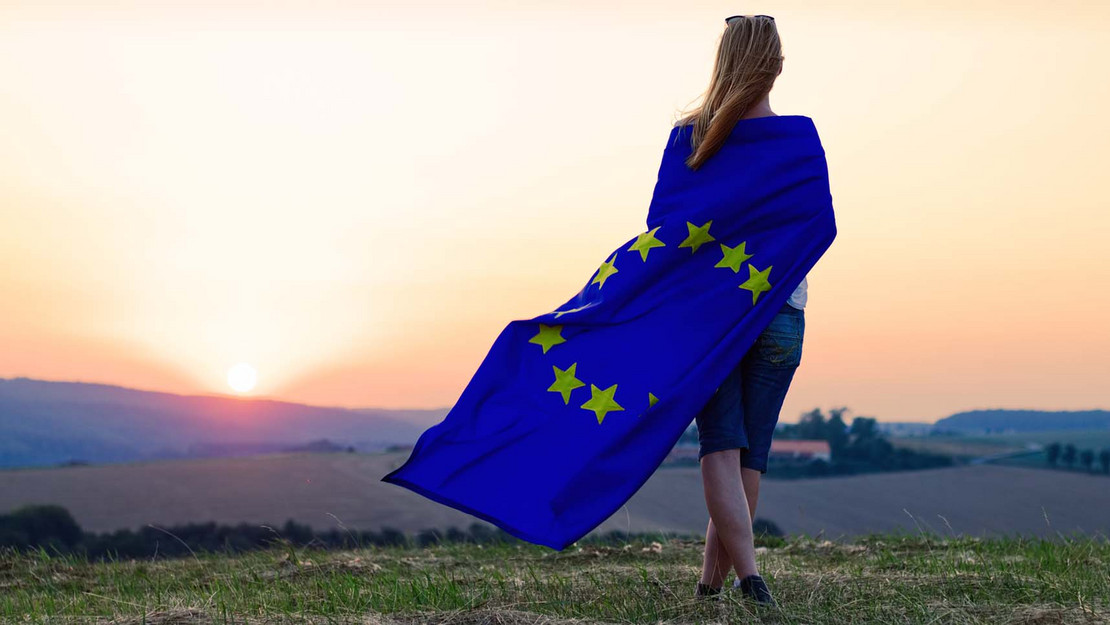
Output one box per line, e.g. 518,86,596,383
1,1,1107,423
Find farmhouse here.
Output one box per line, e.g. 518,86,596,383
769,439,831,463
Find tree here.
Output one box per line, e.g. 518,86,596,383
377,526,408,547
1080,449,1095,472
825,410,850,457
1062,444,1077,469
850,417,878,441
416,528,443,546
1099,449,1110,475
808,458,831,475
1045,442,1061,467
0,505,82,549
863,437,895,465
795,409,828,440
752,518,784,538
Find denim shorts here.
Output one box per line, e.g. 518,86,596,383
695,302,805,472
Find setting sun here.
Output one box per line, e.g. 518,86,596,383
0,2,1107,419
227,363,257,393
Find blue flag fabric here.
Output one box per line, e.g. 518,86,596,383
381,114,837,550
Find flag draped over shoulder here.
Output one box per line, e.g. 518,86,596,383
381,114,837,550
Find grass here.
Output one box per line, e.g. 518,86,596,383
2,532,1108,624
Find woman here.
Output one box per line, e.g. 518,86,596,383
679,15,801,606
383,10,835,565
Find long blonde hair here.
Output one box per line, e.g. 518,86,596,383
676,16,784,171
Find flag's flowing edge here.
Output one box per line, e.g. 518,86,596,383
380,115,837,551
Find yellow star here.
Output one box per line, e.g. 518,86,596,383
590,252,619,289
714,241,752,273
547,363,585,404
648,392,659,407
580,383,624,424
738,264,773,305
528,324,565,353
628,226,666,261
678,220,715,253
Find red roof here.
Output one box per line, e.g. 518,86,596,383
770,439,830,454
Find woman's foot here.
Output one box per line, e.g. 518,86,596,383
694,581,722,601
733,574,777,606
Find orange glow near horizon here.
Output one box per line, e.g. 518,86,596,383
1,2,1108,422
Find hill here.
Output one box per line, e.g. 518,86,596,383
934,409,1110,433
0,377,444,468
2,534,1106,624
3,451,1108,539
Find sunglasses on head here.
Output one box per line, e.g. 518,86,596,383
725,15,774,24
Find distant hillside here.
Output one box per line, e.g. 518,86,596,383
352,407,448,429
0,377,445,468
934,409,1110,433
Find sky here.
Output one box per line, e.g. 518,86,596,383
1,1,1108,423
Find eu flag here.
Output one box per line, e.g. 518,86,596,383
381,114,837,550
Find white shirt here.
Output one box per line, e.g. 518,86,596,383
786,276,807,310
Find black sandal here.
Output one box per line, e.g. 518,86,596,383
734,574,777,606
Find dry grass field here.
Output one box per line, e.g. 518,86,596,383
3,451,1109,541
4,534,1109,624
888,436,1024,459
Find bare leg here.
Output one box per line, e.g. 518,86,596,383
702,464,765,587
701,518,732,587
699,449,759,582
741,467,761,519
